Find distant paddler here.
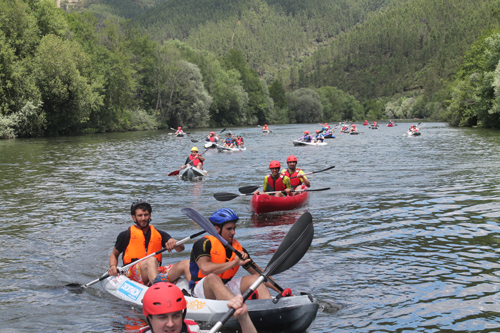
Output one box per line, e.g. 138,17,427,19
298,130,313,142
349,124,358,134
235,134,244,148
314,130,325,143
262,124,269,131
181,147,205,170
175,127,184,135
205,131,219,143
223,132,236,148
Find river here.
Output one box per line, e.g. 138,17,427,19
1,122,499,332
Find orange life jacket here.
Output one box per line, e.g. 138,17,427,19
123,225,163,265
283,168,302,189
193,235,243,284
266,174,287,191
188,154,202,167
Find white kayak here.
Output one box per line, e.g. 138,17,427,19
262,130,270,133
293,140,327,146
204,142,218,149
179,165,207,180
177,133,185,137
101,274,321,333
407,131,421,136
216,145,246,152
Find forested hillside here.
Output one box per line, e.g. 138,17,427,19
291,0,500,101
117,0,408,76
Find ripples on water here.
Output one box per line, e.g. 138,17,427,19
1,123,499,332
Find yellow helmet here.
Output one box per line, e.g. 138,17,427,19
191,147,199,152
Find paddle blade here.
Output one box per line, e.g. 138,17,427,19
265,212,314,276
213,192,241,201
238,185,260,194
168,170,180,176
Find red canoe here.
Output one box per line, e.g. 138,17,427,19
250,191,309,214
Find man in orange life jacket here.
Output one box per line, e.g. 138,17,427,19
108,200,190,286
281,155,310,196
189,208,280,300
181,147,205,170
205,131,219,143
254,160,292,197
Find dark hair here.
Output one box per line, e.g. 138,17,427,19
130,200,152,215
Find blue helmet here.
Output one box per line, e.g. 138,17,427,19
209,208,239,225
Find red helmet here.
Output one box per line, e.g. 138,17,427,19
304,131,309,134
210,131,215,135
287,155,297,163
325,123,328,125
178,127,182,130
352,124,356,127
142,282,187,317
316,130,321,133
411,125,415,128
269,160,281,169
265,124,267,126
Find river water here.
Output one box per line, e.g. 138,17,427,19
1,122,499,332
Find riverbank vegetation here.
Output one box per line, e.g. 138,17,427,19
1,0,500,138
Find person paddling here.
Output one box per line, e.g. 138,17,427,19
108,200,191,286
139,282,257,333
181,147,205,170
298,131,312,142
314,130,324,143
223,132,235,148
205,131,219,143
189,209,281,300
281,156,310,196
175,127,184,135
235,134,244,148
262,124,269,131
349,124,358,133
255,161,292,197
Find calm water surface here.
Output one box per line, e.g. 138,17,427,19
1,123,499,332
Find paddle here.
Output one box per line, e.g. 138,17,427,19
181,208,287,294
168,148,209,176
209,212,314,333
190,128,226,143
238,166,335,194
66,230,206,290
214,187,331,202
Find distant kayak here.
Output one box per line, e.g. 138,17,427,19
388,124,394,127
263,129,270,133
350,132,359,135
217,145,246,152
179,165,207,180
250,191,309,214
204,142,218,149
407,131,421,136
176,133,185,137
324,134,335,139
293,140,327,146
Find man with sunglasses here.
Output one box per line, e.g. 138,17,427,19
254,160,292,197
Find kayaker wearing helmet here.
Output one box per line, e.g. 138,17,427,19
262,124,269,130
282,155,310,196
314,130,324,143
205,131,219,143
299,131,312,142
175,127,184,135
223,132,235,148
235,134,244,148
108,200,191,286
255,161,292,197
139,282,257,333
349,124,357,133
181,147,205,170
189,208,278,301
